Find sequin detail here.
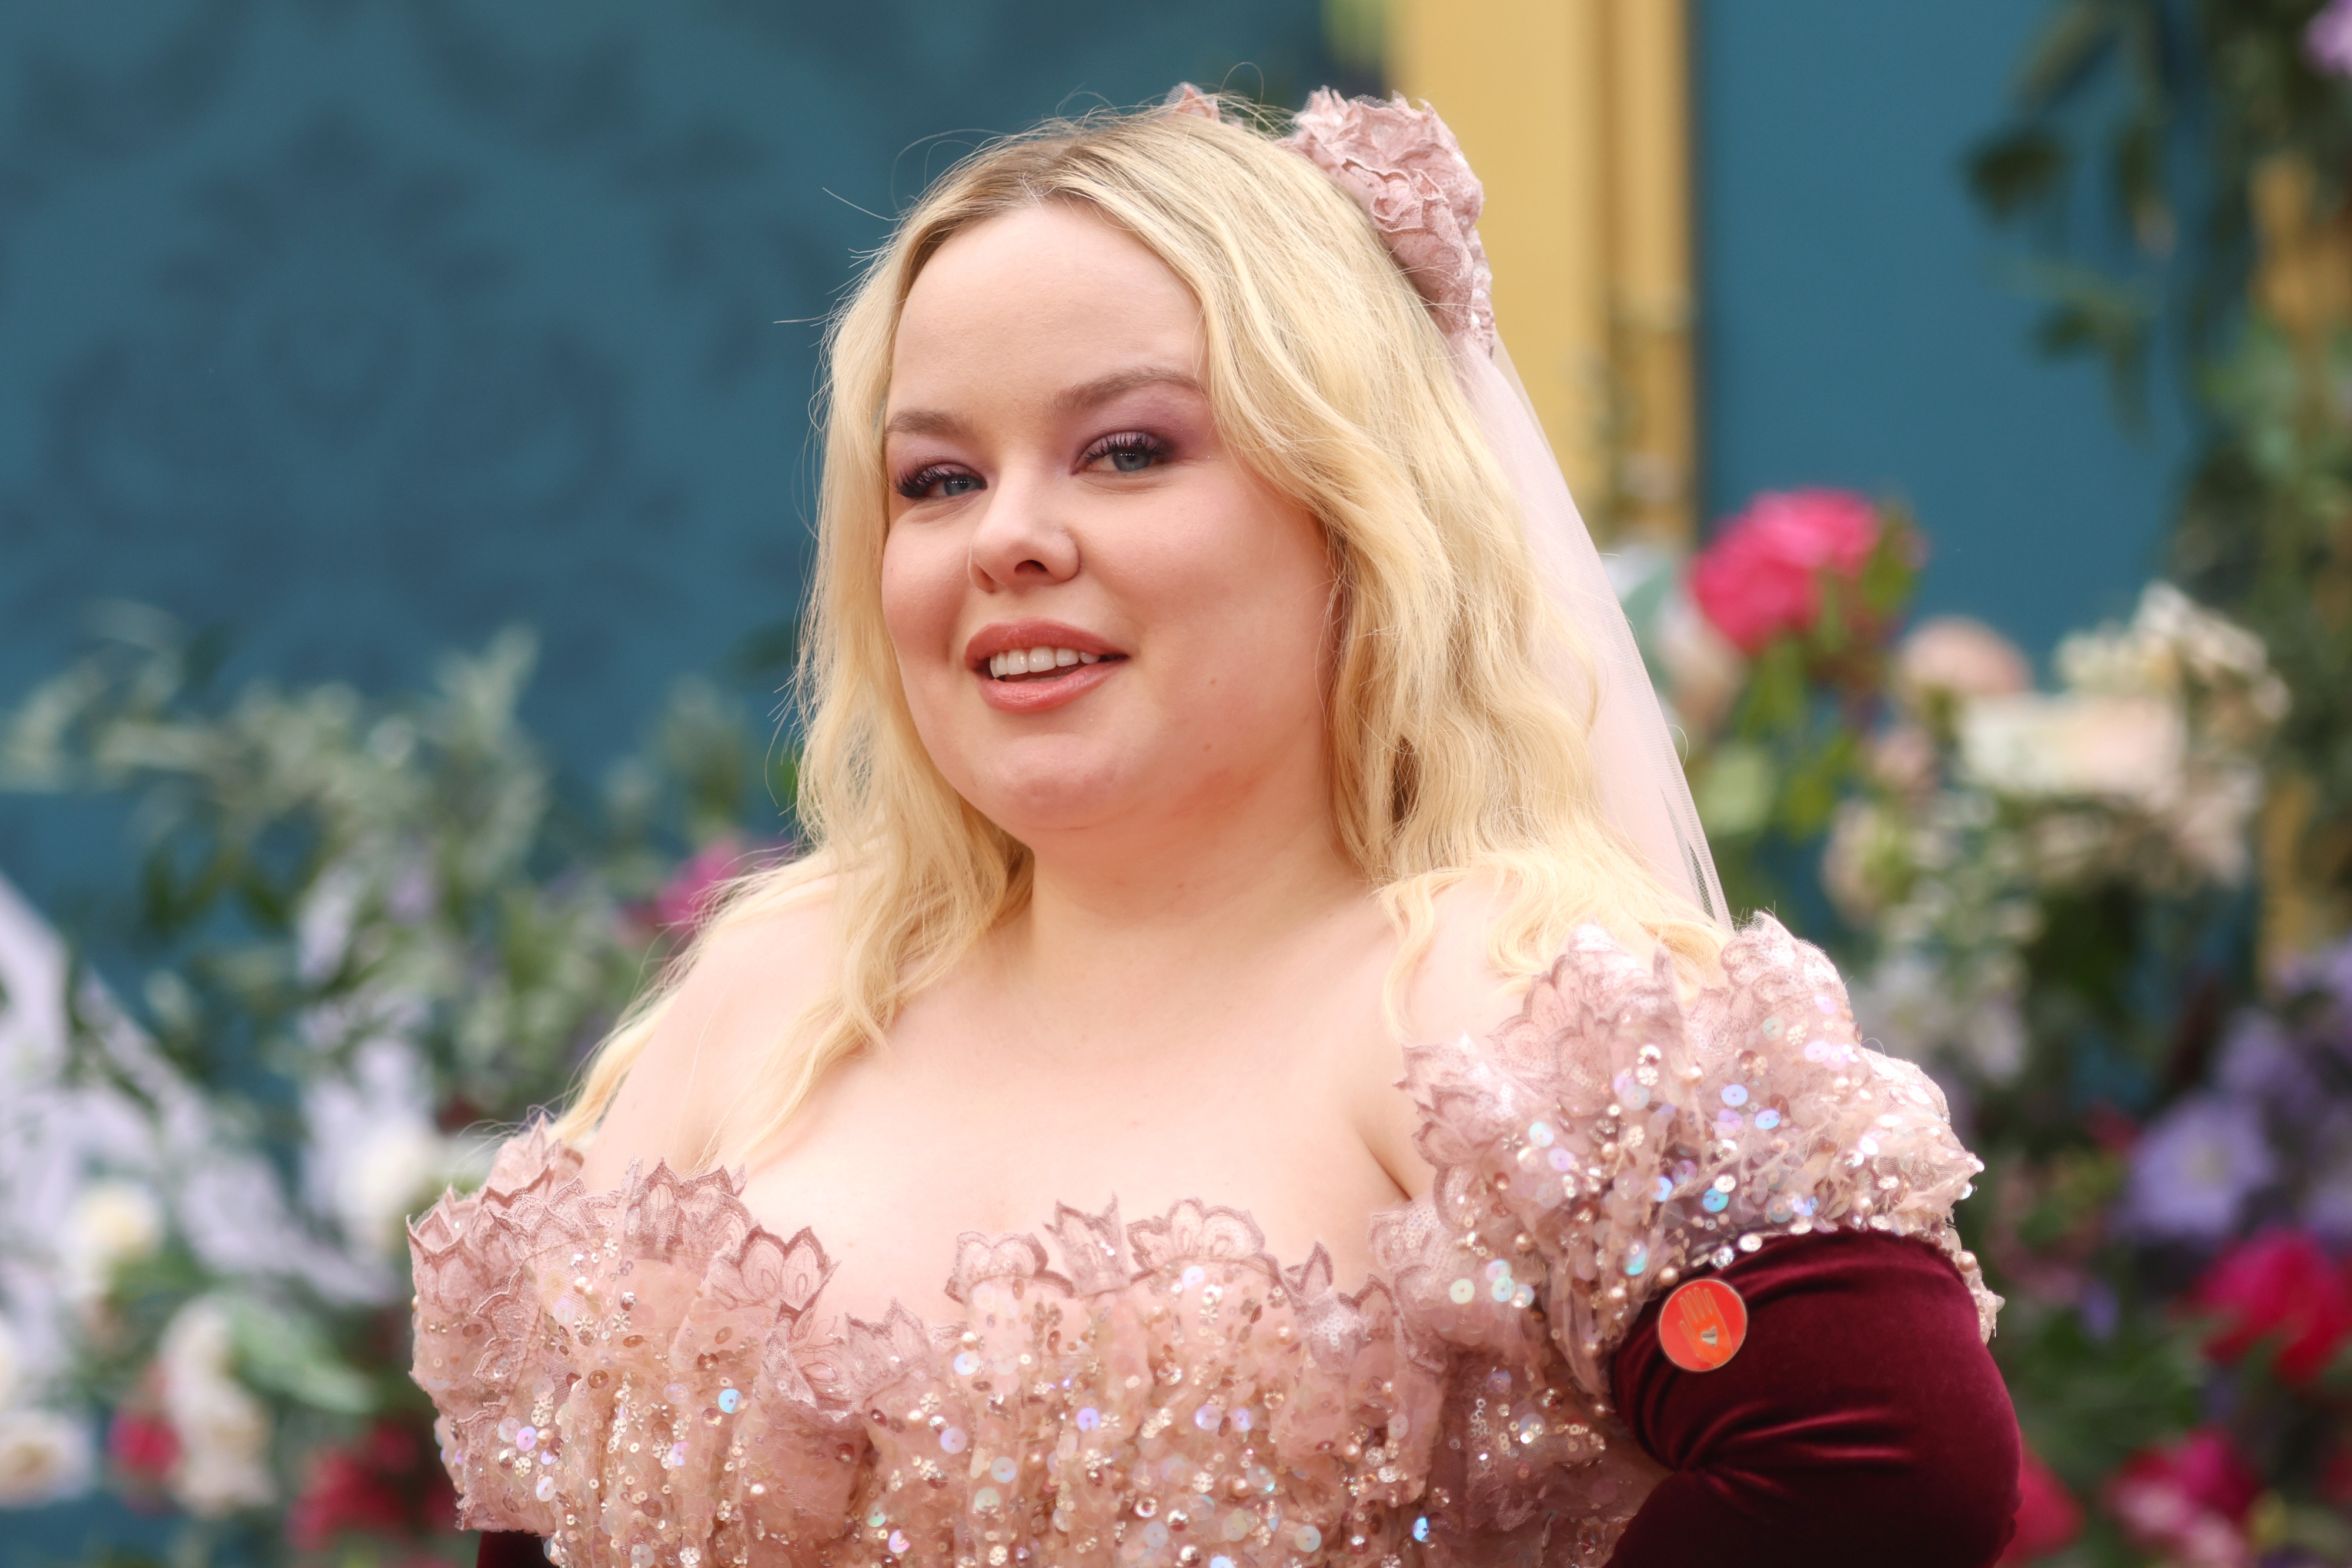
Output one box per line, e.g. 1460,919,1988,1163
410,915,1994,1568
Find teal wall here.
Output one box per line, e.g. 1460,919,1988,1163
0,0,1348,915
1693,0,2186,663
0,0,2186,902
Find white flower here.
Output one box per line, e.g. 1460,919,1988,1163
0,1407,95,1506
294,864,365,985
2134,581,2269,684
1966,996,2029,1083
0,1316,19,1409
1653,587,1747,738
2164,764,2266,885
338,1118,455,1259
62,1179,164,1303
158,1298,273,1516
1821,798,1907,925
1846,951,1948,1062
302,1037,481,1263
1959,692,2185,807
2057,583,2285,721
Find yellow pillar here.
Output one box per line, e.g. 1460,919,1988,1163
1390,0,1695,543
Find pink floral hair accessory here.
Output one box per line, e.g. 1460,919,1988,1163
1281,88,1495,352
1163,82,1222,122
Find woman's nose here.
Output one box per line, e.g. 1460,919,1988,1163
966,470,1080,590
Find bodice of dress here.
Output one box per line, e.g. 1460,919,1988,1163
410,917,1998,1568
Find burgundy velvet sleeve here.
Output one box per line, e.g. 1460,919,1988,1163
1606,1230,2020,1568
477,1532,545,1568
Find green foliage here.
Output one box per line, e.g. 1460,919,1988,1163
0,609,789,1124
1972,0,2352,928
0,608,792,1562
1998,1297,2206,1492
2184,320,2352,820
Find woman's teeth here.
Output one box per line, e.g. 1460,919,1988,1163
988,646,1104,680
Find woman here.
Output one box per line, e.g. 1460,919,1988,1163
412,90,2020,1567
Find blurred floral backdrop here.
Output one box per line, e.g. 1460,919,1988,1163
16,2,2352,1568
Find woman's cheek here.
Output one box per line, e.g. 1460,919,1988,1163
878,526,965,670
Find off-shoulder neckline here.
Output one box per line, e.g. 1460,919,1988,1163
427,1120,1419,1352
413,919,1736,1345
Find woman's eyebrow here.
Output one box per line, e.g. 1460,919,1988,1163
1051,365,1202,414
882,367,1201,439
882,407,971,439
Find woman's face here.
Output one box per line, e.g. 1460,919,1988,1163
880,203,1336,849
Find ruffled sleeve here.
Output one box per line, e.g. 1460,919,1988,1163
407,1125,868,1560
1375,914,1997,1410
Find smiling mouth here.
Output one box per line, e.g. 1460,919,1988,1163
985,645,1126,681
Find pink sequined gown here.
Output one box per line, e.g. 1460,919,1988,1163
410,917,1997,1568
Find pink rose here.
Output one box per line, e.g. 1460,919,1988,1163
1998,1449,2081,1565
1688,488,1883,655
636,837,778,937
1283,91,1494,349
1896,616,2032,707
2107,1429,2258,1568
2191,1229,2352,1383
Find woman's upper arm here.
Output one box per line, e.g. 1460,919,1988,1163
576,894,834,1189
1607,1231,2020,1567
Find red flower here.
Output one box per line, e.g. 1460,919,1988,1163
653,838,745,932
106,1407,179,1484
1998,1449,2082,1564
2106,1429,2259,1568
2322,1437,2352,1509
2191,1229,2352,1382
1689,487,1883,655
288,1421,438,1552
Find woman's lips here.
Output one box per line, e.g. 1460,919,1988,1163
975,657,1122,713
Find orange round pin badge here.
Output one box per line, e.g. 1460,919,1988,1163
1658,1278,1748,1372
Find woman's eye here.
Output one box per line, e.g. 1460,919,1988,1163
897,466,982,501
1085,434,1168,475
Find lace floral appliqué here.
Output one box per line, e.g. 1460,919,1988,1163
411,915,1993,1568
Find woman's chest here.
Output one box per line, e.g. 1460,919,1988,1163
461,1166,1471,1568
730,1020,1405,1326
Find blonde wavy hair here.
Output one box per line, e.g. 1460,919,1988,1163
554,97,1719,1167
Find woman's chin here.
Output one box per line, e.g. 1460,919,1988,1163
965,765,1148,842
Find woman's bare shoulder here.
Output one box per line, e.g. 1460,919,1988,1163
575,881,837,1189
1350,877,1519,1200
1351,877,1670,1197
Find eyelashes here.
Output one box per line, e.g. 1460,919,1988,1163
895,463,980,501
1081,432,1170,473
891,432,1174,501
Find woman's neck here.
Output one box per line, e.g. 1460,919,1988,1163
989,791,1372,1047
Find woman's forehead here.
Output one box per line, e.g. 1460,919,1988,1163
887,208,1204,418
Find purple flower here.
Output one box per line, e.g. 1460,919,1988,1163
2311,0,2352,78
2215,1012,2322,1115
2303,1111,2352,1245
2290,935,2352,1055
2117,1094,2277,1242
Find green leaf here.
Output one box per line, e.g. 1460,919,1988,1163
1996,1298,2202,1492
1696,742,1776,840
1968,126,2070,218
2014,0,2122,110
224,1295,375,1416
2112,108,2174,255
